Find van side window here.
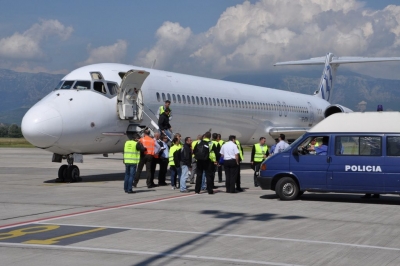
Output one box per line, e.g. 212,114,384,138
387,136,400,156
335,136,381,156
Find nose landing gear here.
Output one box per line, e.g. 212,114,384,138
56,155,82,183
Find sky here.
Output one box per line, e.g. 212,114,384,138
1,0,400,80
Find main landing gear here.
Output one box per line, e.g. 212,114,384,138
56,154,82,183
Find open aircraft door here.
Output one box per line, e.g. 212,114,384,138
117,70,150,121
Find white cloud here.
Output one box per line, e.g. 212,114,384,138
135,0,400,78
134,22,192,69
0,19,73,61
80,39,128,66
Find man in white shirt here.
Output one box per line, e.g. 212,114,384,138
220,135,239,193
274,134,290,154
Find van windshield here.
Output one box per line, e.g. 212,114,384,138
288,134,305,150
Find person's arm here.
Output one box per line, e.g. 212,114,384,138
235,153,239,165
250,145,255,163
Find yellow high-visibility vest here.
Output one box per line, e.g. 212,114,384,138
169,145,181,166
235,140,243,161
124,140,140,164
254,143,268,162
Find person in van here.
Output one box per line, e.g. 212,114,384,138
315,136,329,155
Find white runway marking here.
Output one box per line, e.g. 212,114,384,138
38,222,400,252
0,242,303,266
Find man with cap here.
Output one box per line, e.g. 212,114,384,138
158,108,172,140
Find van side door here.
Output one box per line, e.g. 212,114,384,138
290,135,330,190
327,135,385,192
384,135,400,193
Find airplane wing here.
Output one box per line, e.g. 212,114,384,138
267,126,310,141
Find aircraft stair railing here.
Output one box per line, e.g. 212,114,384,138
135,99,173,142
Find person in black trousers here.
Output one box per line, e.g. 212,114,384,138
193,131,218,194
220,135,239,193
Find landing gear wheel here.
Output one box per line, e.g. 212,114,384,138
67,165,80,182
57,165,68,182
276,177,299,200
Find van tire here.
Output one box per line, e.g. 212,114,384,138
276,177,299,200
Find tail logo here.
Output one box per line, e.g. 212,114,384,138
320,65,333,101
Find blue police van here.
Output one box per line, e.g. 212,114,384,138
257,112,400,200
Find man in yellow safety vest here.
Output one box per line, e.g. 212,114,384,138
123,133,140,193
251,137,269,187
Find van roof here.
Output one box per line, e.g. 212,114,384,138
309,112,400,133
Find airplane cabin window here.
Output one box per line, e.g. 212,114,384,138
93,81,108,94
167,93,171,101
200,97,204,105
224,99,227,107
196,96,199,105
156,92,161,102
217,99,220,106
172,94,176,103
191,96,195,105
60,80,75,89
177,94,181,103
213,98,216,106
209,97,212,106
205,97,208,105
73,81,91,90
162,93,166,101
187,95,190,104
107,82,118,95
182,95,186,104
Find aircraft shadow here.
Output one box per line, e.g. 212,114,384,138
260,192,400,205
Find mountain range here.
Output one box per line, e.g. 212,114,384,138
0,68,399,125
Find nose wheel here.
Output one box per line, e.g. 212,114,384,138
56,155,82,182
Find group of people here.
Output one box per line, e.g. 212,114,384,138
123,100,291,194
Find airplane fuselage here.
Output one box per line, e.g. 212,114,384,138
22,63,329,155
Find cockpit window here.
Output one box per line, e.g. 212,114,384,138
107,82,118,95
60,81,75,90
55,80,64,90
73,81,91,90
93,81,108,94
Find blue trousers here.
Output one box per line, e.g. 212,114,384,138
124,164,137,192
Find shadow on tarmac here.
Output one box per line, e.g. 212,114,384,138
260,192,400,205
133,210,305,265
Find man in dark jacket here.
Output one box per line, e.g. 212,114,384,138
179,137,192,193
158,108,172,140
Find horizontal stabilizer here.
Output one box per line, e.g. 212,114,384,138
275,56,400,66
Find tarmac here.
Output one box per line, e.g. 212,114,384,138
1,148,400,266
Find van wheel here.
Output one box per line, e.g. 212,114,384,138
276,177,299,200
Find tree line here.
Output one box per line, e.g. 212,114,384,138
0,124,23,138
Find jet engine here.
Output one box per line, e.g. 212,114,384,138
324,104,353,118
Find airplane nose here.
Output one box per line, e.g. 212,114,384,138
22,105,62,148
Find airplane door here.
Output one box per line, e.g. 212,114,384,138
307,102,314,126
277,101,282,116
117,70,150,121
282,101,287,117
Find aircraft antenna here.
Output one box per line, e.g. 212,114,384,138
151,59,157,69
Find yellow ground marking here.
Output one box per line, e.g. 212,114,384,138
0,225,60,240
23,227,107,245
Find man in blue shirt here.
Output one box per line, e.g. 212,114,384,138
315,136,329,155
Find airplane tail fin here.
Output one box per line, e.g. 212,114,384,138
275,53,400,103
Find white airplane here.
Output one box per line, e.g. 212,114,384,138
21,53,400,181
